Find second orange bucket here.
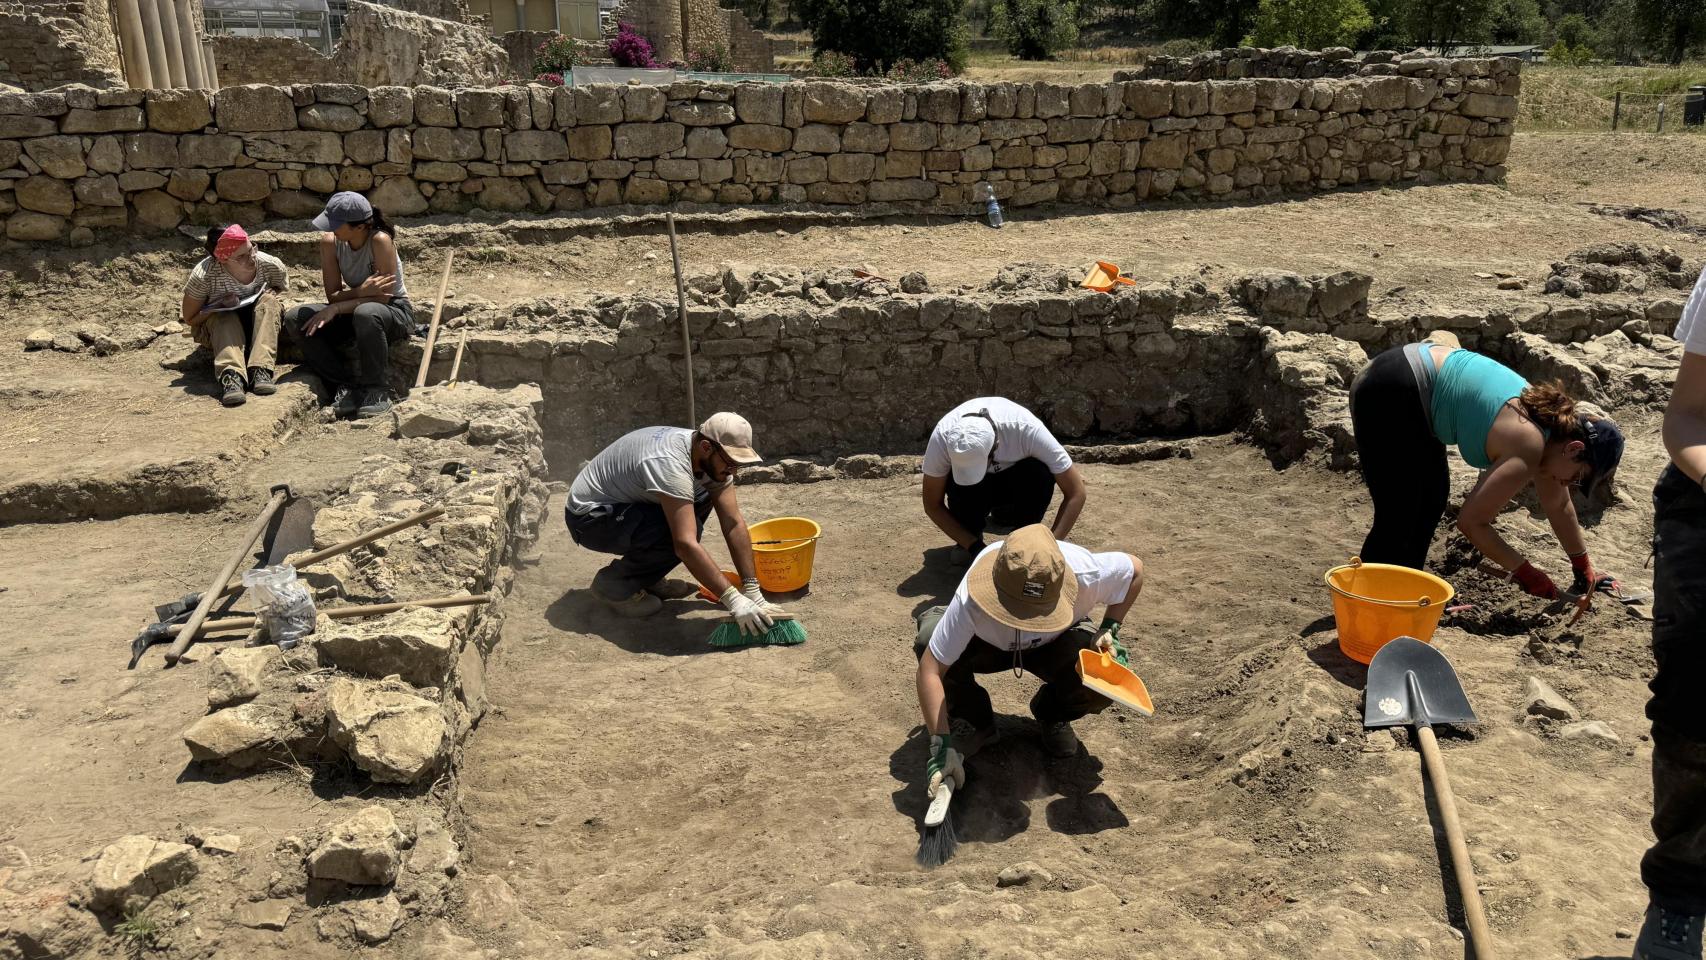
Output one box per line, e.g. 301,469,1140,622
1324,558,1454,665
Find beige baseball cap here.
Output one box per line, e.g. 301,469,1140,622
966,524,1078,633
698,412,762,464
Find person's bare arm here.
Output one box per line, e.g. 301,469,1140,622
709,482,758,583
922,473,979,548
1050,466,1087,541
1103,554,1145,624
318,234,345,301
1457,455,1537,572
1534,473,1588,557
1666,351,1706,485
916,650,950,736
660,494,727,596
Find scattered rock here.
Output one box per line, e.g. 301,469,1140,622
0,845,30,868
1524,677,1579,721
236,900,292,930
419,920,488,960
1363,730,1397,753
306,805,406,886
1497,277,1526,290
996,861,1053,887
90,836,199,911
325,678,449,784
1561,720,1620,744
24,328,52,350
200,834,242,856
182,702,291,766
392,400,470,439
347,893,403,944
206,645,279,708
314,606,459,688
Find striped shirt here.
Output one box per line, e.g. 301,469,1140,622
182,251,288,306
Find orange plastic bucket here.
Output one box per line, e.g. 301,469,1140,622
748,517,821,593
1324,558,1454,665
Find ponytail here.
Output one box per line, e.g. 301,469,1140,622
1519,381,1586,441
366,206,395,239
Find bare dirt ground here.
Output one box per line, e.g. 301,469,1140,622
0,129,1691,958
458,438,1662,960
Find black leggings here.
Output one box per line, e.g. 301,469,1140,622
1349,346,1449,570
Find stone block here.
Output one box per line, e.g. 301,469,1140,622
4,211,65,241
1139,134,1189,169
669,100,736,126
181,702,286,762
918,85,962,122
841,122,889,153
475,176,531,211
736,84,784,125
132,189,183,230
0,116,56,138
23,136,85,179
179,134,242,167
369,86,413,127
575,85,625,124
1361,76,1409,110
1174,82,1209,117
890,122,936,151
215,85,297,132
123,132,179,168
1068,84,1103,117
1525,677,1578,721
728,123,789,151
216,168,272,202
685,126,728,158
828,153,875,182
623,177,669,203
207,646,279,708
505,130,569,161
413,127,482,162
307,805,406,886
299,103,364,132
415,86,456,126
91,837,198,912
369,176,428,216
85,136,121,173
793,123,840,153
458,88,508,127
1209,81,1257,115
117,170,165,191
623,86,667,122
74,174,122,207
614,123,682,158
656,157,699,180
786,155,828,184
1124,80,1173,118
326,678,448,785
316,607,459,688
60,107,144,134
867,87,904,124
16,176,72,215
167,168,209,201
268,189,325,218
345,129,386,166
244,131,344,164
803,83,866,123
0,92,68,117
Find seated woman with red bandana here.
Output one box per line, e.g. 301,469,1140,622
180,224,290,407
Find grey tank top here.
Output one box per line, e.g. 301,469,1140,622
335,236,409,301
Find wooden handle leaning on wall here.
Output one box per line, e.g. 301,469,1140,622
415,250,456,389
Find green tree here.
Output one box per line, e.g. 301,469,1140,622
1634,0,1706,61
795,0,969,70
1594,0,1644,58
1406,0,1497,52
1154,0,1262,45
1357,0,1415,49
990,0,1080,57
1490,0,1545,41
1245,0,1375,47
1554,10,1593,43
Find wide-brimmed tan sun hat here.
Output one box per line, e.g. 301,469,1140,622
966,523,1078,633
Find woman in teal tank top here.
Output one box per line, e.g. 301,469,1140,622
1348,339,1626,599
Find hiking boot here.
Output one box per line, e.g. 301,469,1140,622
1637,904,1704,960
353,388,392,419
219,370,247,407
248,366,276,396
1042,721,1080,758
330,385,358,418
645,579,700,600
949,717,1000,758
597,589,663,618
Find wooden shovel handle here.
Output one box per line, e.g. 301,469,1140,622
1416,725,1497,960
164,487,291,666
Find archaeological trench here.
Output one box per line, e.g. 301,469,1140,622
0,50,1695,959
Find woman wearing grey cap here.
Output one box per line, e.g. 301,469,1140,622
282,191,413,418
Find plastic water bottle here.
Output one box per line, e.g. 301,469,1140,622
975,182,1003,229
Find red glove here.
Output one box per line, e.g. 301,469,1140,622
1569,552,1594,596
1513,562,1559,600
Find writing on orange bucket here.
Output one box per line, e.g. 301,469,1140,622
1324,558,1455,665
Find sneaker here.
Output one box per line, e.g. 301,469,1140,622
949,717,1000,758
597,590,663,618
248,366,276,396
331,385,358,418
1042,721,1080,758
1636,904,1704,960
219,370,247,407
645,579,700,600
353,388,392,419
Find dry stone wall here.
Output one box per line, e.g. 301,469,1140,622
0,0,125,92
209,1,509,90
1131,45,1487,82
0,56,1517,242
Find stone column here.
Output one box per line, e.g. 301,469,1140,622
203,44,219,90
154,0,189,86
113,0,154,88
513,0,526,30
174,0,206,89
136,0,174,88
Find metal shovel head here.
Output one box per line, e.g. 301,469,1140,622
1364,637,1478,729
262,496,318,566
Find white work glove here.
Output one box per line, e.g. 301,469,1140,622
741,578,787,619
719,585,774,637
926,733,965,798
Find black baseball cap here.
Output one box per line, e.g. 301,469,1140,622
1579,415,1624,496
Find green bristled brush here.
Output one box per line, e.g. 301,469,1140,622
707,613,807,648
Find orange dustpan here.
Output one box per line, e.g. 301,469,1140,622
1081,261,1138,293
1077,649,1155,716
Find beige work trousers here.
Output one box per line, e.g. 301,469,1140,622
192,290,281,377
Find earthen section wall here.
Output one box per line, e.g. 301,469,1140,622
0,61,1518,243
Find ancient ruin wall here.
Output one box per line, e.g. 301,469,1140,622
210,36,343,88
0,0,125,91
0,62,1517,243
1131,46,1442,81
208,1,508,89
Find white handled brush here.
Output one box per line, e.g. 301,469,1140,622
915,780,958,867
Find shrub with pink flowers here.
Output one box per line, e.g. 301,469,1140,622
685,42,733,72
884,57,953,81
534,32,579,74
607,23,657,67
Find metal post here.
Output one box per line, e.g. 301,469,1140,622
1612,91,1621,131
1658,101,1666,133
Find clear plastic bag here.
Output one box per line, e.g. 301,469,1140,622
241,564,317,649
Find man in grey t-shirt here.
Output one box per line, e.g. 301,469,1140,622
565,412,782,633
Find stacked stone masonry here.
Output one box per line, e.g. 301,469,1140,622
398,258,1684,473
603,0,774,69
0,53,1518,242
0,0,125,91
1133,45,1455,81
210,1,509,90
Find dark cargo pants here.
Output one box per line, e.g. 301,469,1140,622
914,606,1111,730
1643,464,1706,912
946,457,1057,542
566,499,713,601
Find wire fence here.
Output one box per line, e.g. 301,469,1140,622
1518,68,1706,133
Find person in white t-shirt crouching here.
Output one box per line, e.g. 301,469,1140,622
921,397,1089,561
914,524,1144,773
